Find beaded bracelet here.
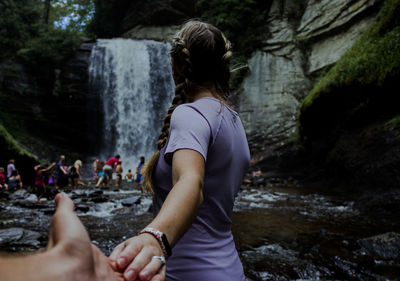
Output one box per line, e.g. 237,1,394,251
138,227,172,258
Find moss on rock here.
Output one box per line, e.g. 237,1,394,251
0,125,35,159
300,0,400,138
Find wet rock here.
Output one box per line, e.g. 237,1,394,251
121,196,141,207
75,204,90,213
0,227,41,249
90,196,109,203
9,189,30,201
358,232,400,260
89,190,104,197
14,201,49,209
0,191,9,199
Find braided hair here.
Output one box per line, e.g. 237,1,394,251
144,20,233,193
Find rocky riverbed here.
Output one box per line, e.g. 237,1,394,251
1,181,400,280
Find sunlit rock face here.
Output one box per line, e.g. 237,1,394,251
239,0,381,153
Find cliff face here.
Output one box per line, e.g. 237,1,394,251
0,42,93,170
239,0,381,154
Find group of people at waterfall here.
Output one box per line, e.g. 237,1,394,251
0,159,23,192
0,154,147,203
93,155,146,191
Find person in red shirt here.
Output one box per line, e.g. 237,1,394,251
96,155,120,188
0,167,8,190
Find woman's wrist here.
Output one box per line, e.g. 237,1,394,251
138,227,172,258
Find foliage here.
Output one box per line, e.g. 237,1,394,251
195,0,269,71
0,0,93,65
0,0,43,59
17,25,81,67
0,124,36,159
300,0,400,113
51,0,95,32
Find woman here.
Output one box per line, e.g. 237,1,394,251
8,169,23,192
34,163,56,202
69,160,83,189
110,21,250,281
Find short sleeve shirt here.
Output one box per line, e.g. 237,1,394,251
153,97,250,281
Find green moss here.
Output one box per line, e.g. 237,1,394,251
384,114,400,129
0,124,36,159
300,0,400,114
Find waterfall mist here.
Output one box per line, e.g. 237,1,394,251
89,38,174,171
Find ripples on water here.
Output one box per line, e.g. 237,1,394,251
1,183,400,280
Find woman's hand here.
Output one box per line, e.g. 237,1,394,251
110,233,166,281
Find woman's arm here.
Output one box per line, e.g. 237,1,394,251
60,166,68,175
110,149,204,281
76,165,81,178
43,163,57,173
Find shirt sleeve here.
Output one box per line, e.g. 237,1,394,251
164,105,211,165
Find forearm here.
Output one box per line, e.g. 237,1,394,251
147,175,203,247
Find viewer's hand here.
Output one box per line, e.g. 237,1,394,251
110,234,166,281
48,193,124,281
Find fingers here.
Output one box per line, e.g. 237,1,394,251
91,244,126,281
48,193,90,250
150,266,166,281
138,256,166,281
113,238,142,272
109,241,126,260
55,192,75,212
109,234,164,281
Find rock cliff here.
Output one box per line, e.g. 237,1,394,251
240,0,382,154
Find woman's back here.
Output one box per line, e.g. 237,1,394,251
8,176,19,191
154,97,250,280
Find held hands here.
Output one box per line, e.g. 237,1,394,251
110,234,166,281
48,193,124,281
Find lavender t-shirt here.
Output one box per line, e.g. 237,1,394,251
153,97,250,281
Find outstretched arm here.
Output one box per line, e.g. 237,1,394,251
0,193,123,281
110,149,204,281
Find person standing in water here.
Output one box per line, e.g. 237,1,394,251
96,155,120,188
135,156,145,184
110,21,250,281
69,160,83,189
115,161,123,188
7,159,16,179
125,169,134,183
56,155,68,189
34,162,56,202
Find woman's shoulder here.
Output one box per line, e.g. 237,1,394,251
176,98,227,122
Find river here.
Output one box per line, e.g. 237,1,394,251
1,180,399,280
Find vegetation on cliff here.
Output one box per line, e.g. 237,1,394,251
296,0,400,187
300,0,400,138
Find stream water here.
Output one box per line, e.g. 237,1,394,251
1,181,399,280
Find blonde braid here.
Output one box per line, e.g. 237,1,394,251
144,38,192,193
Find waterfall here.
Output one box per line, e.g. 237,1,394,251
89,38,174,171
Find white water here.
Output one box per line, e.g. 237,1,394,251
89,38,175,170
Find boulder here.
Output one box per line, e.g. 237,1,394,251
358,232,400,259
0,228,41,249
121,196,141,207
297,0,381,40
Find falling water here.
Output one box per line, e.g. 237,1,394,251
89,38,174,170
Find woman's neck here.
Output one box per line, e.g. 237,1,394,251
192,90,218,102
